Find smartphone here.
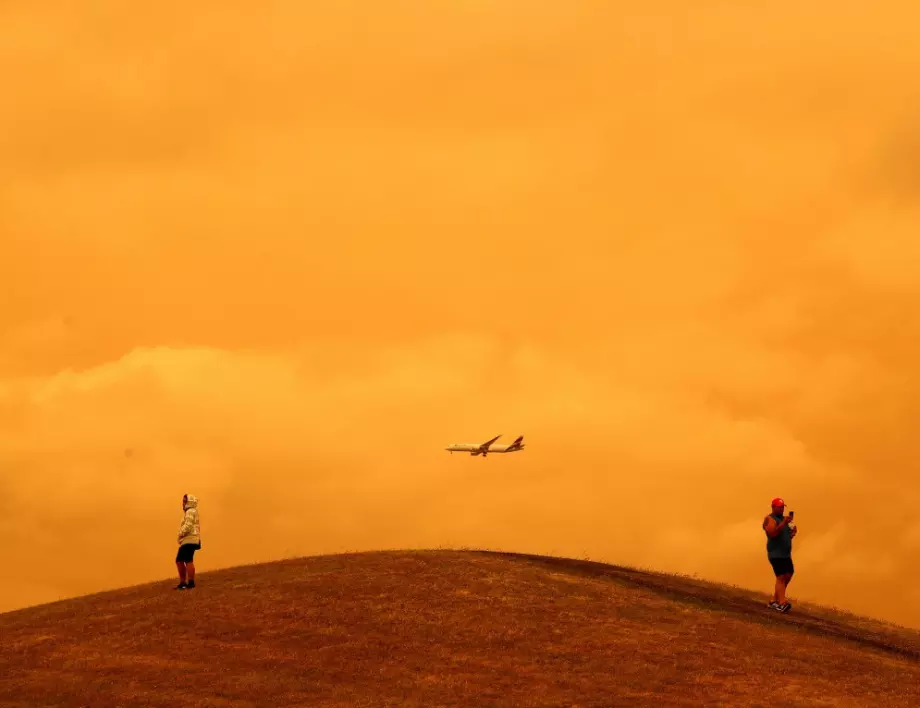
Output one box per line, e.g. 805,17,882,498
789,511,794,519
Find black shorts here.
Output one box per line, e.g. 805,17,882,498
176,543,201,563
769,557,794,576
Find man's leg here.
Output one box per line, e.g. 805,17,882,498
769,560,781,604
186,561,195,584
176,561,187,585
774,574,786,605
776,570,794,606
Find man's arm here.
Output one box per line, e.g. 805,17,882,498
763,515,789,538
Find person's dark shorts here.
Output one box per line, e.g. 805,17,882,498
769,556,794,576
176,543,201,563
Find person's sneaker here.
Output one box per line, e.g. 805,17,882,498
186,580,196,589
768,601,780,610
772,602,786,612
175,583,188,590
780,602,792,613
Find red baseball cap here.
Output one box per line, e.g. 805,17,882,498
771,497,785,508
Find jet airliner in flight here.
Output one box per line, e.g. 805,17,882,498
445,434,525,456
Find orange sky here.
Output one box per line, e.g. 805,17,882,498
3,1,920,628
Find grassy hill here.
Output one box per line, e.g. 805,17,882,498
1,550,918,707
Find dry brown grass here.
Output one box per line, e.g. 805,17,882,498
1,550,918,707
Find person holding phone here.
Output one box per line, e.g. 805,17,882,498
762,497,796,612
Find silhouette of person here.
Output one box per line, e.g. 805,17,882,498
175,494,201,590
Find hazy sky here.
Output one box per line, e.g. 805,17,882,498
3,1,920,628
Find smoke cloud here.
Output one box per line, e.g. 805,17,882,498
3,1,920,627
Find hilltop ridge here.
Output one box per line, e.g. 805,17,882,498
2,550,918,707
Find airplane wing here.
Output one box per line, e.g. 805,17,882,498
480,434,502,450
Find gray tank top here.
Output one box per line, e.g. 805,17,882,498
765,513,792,558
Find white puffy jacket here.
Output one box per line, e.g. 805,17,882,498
178,495,201,546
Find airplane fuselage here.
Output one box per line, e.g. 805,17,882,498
446,444,481,453
445,436,525,455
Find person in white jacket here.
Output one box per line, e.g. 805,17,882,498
175,494,201,590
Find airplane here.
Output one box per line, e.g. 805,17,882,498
445,434,525,457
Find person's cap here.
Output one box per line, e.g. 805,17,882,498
771,497,785,508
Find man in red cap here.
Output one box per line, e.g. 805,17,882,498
762,497,796,612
